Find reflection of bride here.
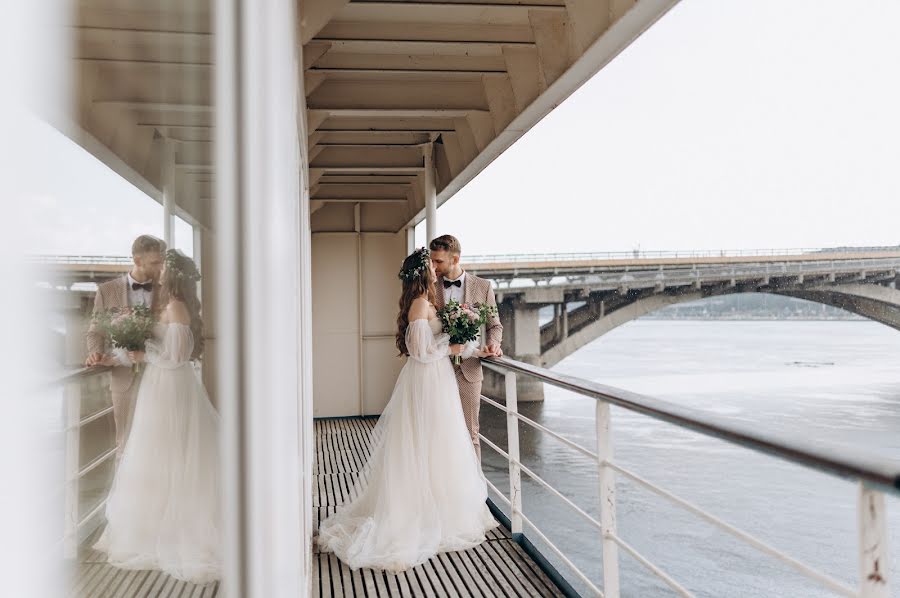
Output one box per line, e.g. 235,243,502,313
317,248,498,572
94,250,221,584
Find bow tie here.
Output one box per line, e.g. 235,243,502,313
132,281,153,292
443,279,462,289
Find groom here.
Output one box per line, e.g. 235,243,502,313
85,234,166,460
430,234,503,461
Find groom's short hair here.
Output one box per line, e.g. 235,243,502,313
131,235,166,257
430,234,461,256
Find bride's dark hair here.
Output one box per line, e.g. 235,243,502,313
159,249,204,360
396,248,437,356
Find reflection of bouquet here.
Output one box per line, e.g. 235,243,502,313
437,299,498,365
92,305,156,371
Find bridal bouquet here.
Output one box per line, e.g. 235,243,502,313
92,305,156,371
437,299,498,365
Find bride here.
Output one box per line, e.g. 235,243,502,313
317,247,499,572
94,250,221,584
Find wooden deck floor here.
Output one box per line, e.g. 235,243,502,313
70,417,565,597
71,529,220,597
313,418,566,598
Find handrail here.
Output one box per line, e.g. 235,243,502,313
484,356,900,494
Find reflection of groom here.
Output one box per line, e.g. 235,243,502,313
431,235,503,461
85,235,166,461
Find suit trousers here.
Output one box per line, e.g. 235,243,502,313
453,363,482,461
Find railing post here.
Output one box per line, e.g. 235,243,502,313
63,380,82,559
505,371,523,535
596,401,620,597
859,482,890,597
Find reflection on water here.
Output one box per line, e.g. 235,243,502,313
481,320,900,597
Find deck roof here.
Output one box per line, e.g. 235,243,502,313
66,0,678,233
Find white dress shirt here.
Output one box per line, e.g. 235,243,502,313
442,271,466,305
127,272,155,308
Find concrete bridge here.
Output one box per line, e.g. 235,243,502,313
464,248,900,401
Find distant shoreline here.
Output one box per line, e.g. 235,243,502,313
640,316,866,322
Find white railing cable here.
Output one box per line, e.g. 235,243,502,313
479,432,603,532
517,509,605,597
487,463,602,596
482,394,600,461
607,461,857,597
66,405,114,432
68,446,117,484
607,533,694,597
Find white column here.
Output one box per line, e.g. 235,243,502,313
597,401,620,598
505,372,523,535
859,482,890,597
424,143,437,243
162,140,176,248
216,0,308,595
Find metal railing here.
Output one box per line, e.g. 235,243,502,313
480,356,897,598
463,247,900,264
59,366,116,558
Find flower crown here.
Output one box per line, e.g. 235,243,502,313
165,252,202,283
398,247,431,282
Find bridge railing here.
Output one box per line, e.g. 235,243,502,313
464,247,899,264
28,255,133,265
480,356,896,598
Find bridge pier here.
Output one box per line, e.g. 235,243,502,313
486,299,546,402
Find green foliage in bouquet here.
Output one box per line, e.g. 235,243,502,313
92,305,156,351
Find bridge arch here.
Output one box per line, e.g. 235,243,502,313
538,285,900,368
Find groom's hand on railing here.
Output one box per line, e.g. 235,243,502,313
85,352,103,367
486,342,503,358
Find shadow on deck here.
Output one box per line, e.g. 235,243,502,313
313,418,566,598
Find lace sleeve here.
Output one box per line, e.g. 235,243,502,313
405,319,450,363
145,324,194,369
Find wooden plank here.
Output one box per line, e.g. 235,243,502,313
384,571,403,596
477,539,536,597
339,551,356,596
408,565,438,598
131,570,162,598
360,567,380,598
141,570,171,598
401,567,427,598
371,568,391,597
72,563,104,596
421,559,454,597
79,565,116,597
494,539,564,597
435,553,467,596
447,549,494,597
110,569,145,597
320,553,334,598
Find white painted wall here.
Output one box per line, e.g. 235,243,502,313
312,231,406,416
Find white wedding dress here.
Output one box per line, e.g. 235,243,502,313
317,317,498,572
94,323,221,584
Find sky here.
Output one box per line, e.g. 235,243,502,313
7,0,900,258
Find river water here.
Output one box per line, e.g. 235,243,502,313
480,320,900,597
